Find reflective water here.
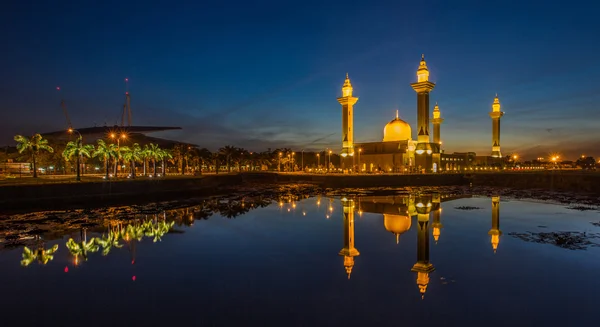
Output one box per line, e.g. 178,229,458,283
1,193,600,326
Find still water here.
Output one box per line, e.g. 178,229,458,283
1,193,599,326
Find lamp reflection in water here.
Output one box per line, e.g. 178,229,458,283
412,195,434,299
339,198,359,279
489,195,502,253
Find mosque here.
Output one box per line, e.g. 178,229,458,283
338,193,502,298
337,55,505,173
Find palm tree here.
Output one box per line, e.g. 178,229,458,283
158,148,172,177
122,143,143,179
14,134,54,178
21,244,59,266
211,152,221,174
147,143,161,177
62,137,94,181
93,139,116,179
197,148,212,174
219,145,237,173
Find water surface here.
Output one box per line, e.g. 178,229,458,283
1,193,599,326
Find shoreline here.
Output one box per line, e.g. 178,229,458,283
1,171,599,214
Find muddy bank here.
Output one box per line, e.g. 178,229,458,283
0,175,243,213
2,171,599,213
468,171,600,193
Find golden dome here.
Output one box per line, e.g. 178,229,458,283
383,213,412,243
383,111,412,142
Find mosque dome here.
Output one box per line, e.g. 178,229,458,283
383,111,412,142
383,214,412,243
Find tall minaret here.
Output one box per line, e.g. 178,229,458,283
339,198,360,279
411,55,435,144
412,195,435,299
337,73,358,160
431,193,443,243
489,94,504,157
431,102,444,147
488,195,502,253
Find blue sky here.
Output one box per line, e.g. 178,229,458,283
1,0,599,159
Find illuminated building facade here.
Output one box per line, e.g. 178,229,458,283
343,55,507,173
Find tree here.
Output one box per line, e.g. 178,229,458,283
122,143,143,179
219,145,237,172
211,152,221,174
576,156,596,170
14,134,54,178
62,137,94,181
197,148,212,174
147,143,161,177
93,139,117,179
157,148,172,177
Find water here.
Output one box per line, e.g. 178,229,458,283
1,193,599,326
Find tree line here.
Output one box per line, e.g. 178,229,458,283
11,133,342,180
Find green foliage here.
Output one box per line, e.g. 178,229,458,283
62,138,94,161
20,244,59,266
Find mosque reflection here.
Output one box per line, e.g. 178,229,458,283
343,193,502,298
13,192,503,300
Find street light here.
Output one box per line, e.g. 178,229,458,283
358,148,362,173
316,153,320,171
67,128,83,181
110,132,127,177
328,150,332,173
278,152,282,172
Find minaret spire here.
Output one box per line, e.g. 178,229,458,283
396,109,399,119
338,73,358,163
489,94,504,157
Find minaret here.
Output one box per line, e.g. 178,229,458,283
337,73,358,161
431,103,444,146
411,55,436,172
488,196,502,253
431,193,443,243
339,198,359,279
411,195,435,299
489,94,504,157
411,55,435,144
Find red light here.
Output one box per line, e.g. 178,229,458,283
64,266,69,273
131,260,135,265
125,78,128,82
126,92,129,95
56,87,60,90
132,276,136,281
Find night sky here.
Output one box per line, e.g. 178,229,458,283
1,0,599,159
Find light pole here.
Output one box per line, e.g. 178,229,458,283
110,132,127,178
68,128,83,181
291,152,295,172
278,152,282,172
316,153,320,171
328,150,332,173
358,148,362,174
301,149,304,173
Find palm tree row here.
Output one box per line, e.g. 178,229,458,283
13,133,338,178
13,133,174,180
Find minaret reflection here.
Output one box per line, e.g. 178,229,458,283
431,193,443,244
412,195,434,299
339,198,359,279
489,195,502,253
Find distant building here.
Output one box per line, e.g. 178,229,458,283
339,55,506,173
